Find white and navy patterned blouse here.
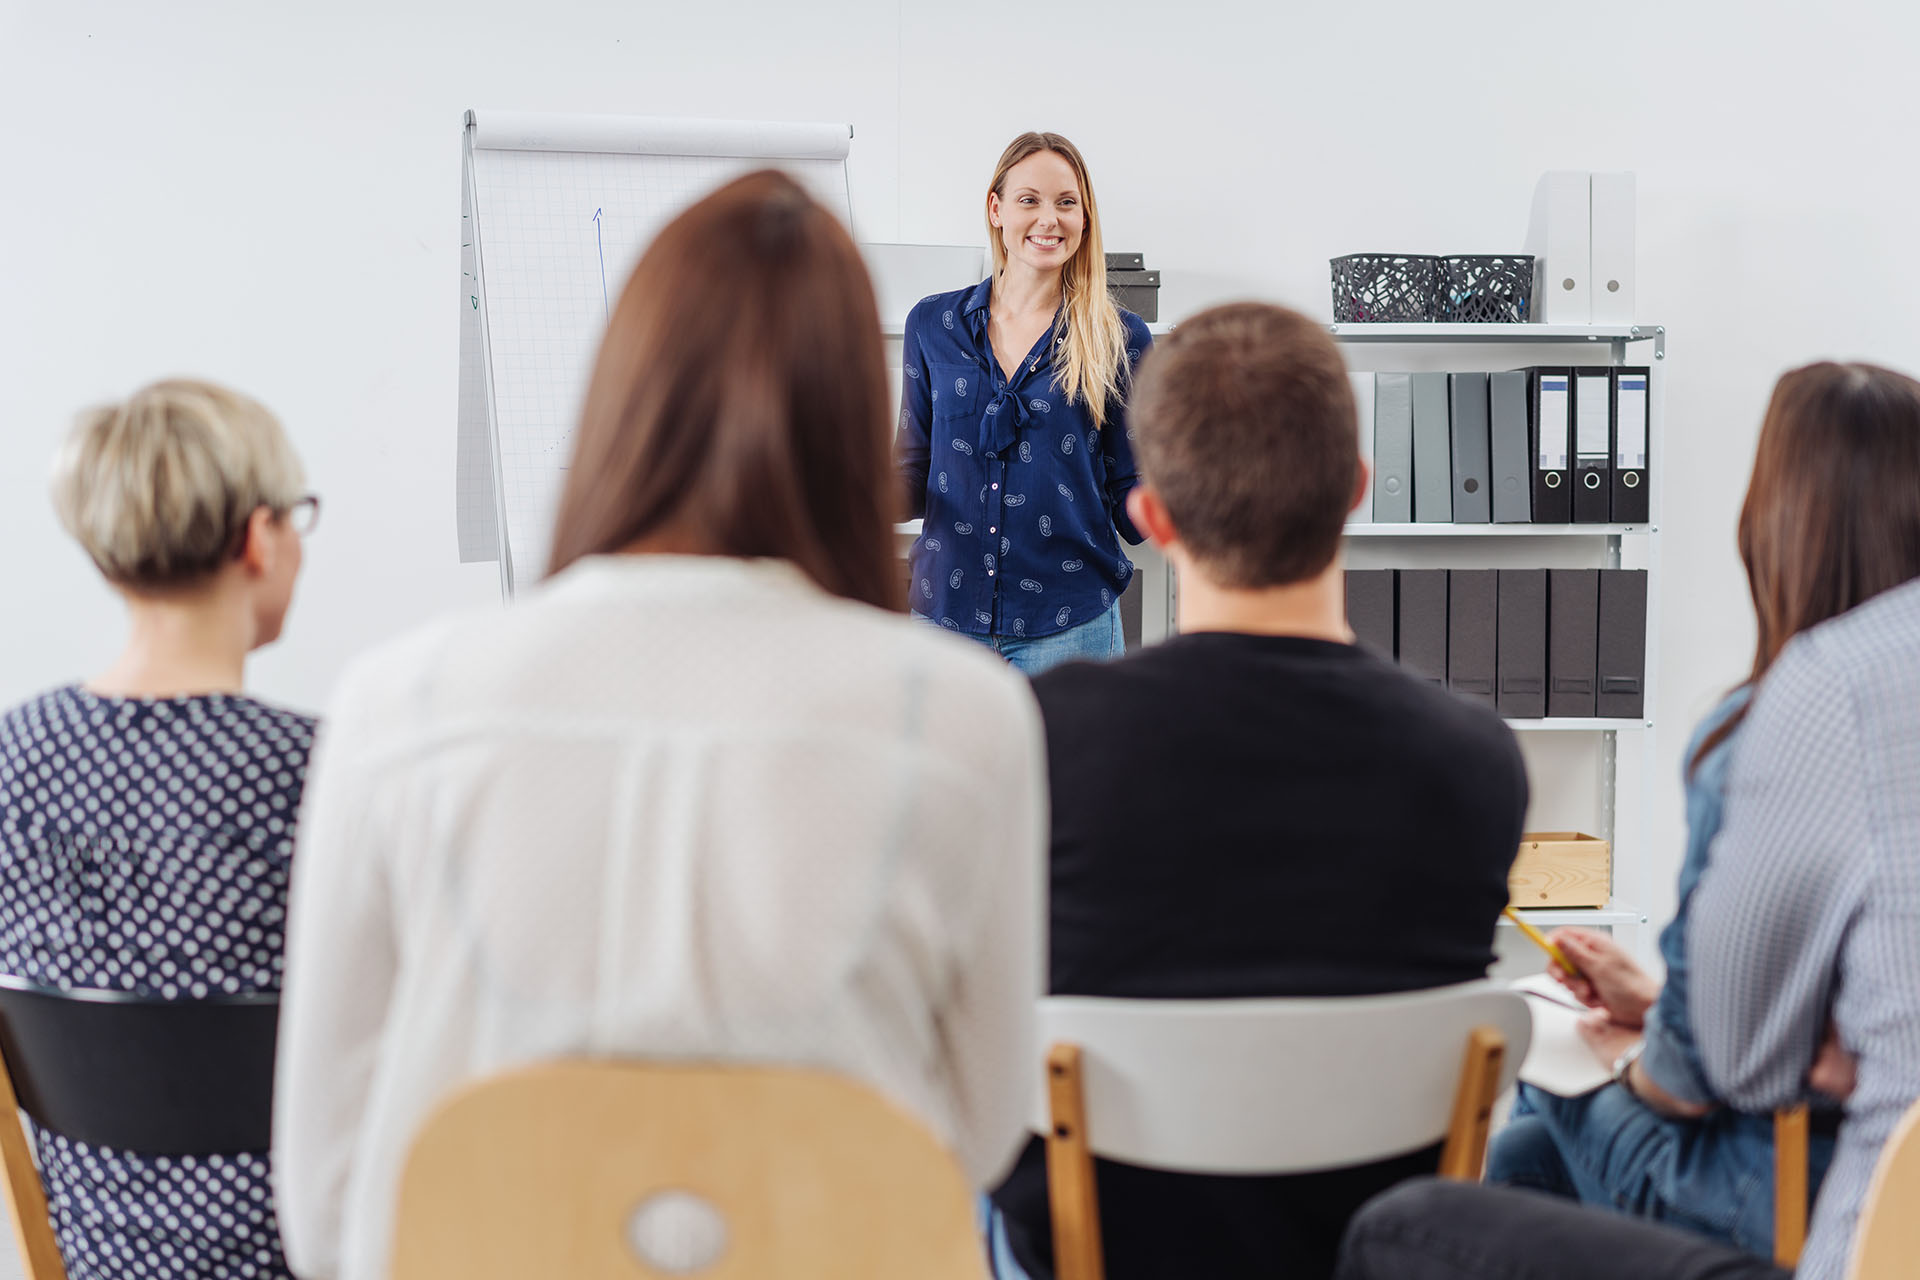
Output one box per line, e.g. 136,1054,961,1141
0,686,315,1280
895,278,1153,639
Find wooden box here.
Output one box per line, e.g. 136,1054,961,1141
1508,832,1610,909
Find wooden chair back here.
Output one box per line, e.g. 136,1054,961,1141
1036,981,1530,1280
1846,1093,1920,1280
388,1061,987,1280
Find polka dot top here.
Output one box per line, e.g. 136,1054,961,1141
0,686,316,1280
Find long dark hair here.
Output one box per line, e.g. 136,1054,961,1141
547,170,899,611
1693,361,1920,770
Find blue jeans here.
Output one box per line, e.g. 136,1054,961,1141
979,1195,1031,1280
915,605,1124,679
1486,1082,1834,1256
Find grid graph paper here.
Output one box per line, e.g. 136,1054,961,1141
459,132,851,593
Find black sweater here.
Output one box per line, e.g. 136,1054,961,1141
991,631,1527,1280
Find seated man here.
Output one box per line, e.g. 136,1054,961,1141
988,303,1529,1280
1337,572,1920,1280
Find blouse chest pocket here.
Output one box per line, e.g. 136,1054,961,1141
929,361,985,426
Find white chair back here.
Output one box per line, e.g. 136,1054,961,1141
1034,979,1531,1175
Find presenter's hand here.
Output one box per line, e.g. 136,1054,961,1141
1549,928,1660,1030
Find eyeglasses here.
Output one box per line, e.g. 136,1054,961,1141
286,494,321,536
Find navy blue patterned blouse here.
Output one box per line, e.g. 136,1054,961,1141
0,686,315,1280
895,278,1153,639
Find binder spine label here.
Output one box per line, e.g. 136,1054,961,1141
1617,377,1648,468
1538,378,1570,470
1575,374,1611,458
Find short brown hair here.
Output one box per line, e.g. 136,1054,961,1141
1129,303,1356,587
547,170,898,611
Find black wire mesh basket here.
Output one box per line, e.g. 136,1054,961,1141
1329,254,1441,323
1437,254,1534,323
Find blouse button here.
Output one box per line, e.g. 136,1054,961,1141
991,483,1000,491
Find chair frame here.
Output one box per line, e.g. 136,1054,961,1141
0,1050,66,1280
1775,1104,1809,1267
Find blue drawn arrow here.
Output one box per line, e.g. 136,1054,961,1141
593,208,608,319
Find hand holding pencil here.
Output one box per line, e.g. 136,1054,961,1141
1502,907,1580,976
1504,914,1661,1030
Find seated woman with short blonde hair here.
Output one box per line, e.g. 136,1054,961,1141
0,379,319,1280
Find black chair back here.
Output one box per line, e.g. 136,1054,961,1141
0,976,277,1156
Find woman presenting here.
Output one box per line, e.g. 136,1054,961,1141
897,131,1152,677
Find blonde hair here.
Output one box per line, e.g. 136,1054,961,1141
50,379,306,586
985,132,1131,427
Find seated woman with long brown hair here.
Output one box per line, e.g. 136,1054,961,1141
1475,362,1920,1255
272,172,1045,1280
1338,361,1920,1280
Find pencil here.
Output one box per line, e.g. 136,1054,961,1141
1503,906,1582,978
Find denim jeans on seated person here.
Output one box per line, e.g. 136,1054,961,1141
1336,1178,1791,1280
1488,1081,1835,1256
913,604,1123,678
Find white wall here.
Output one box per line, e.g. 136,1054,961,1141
8,0,1920,943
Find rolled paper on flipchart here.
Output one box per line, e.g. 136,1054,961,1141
467,109,852,160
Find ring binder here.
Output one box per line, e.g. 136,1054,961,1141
1529,368,1572,522
1611,367,1651,523
1572,369,1612,523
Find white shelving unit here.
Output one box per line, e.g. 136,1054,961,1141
1504,719,1649,733
894,317,1668,943
1333,323,1667,943
1329,322,1667,359
1347,523,1650,538
1493,906,1647,928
